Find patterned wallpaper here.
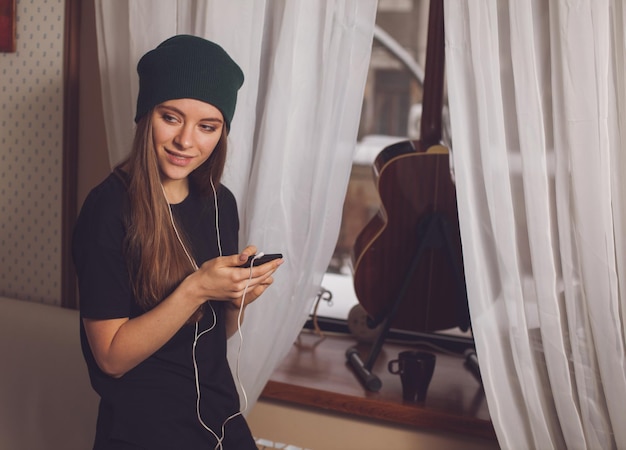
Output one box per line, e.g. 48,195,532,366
0,0,65,304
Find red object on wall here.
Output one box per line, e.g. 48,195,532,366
0,0,16,53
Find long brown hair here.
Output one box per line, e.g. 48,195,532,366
118,110,228,316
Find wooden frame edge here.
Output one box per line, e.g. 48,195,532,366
61,0,80,309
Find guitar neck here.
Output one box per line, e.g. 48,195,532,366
419,0,445,149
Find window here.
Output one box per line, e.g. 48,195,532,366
310,0,472,350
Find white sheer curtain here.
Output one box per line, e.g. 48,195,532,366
94,0,377,408
445,1,626,449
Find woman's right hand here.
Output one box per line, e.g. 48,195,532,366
184,245,282,305
84,246,282,379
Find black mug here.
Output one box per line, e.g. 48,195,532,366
388,351,436,402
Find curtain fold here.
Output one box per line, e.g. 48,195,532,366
445,1,626,448
94,0,377,410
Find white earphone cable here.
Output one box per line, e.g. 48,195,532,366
210,178,222,257
162,180,252,449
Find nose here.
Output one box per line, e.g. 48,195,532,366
174,124,193,149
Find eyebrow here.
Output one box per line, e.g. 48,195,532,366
157,104,224,124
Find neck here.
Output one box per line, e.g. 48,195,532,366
161,179,189,204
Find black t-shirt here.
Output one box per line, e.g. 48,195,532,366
72,172,256,449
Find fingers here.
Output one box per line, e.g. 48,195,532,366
210,260,277,300
243,258,282,277
231,267,277,297
233,248,282,281
231,276,274,308
236,245,257,266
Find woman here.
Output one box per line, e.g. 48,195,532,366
73,35,282,449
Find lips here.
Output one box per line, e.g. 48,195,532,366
165,149,193,167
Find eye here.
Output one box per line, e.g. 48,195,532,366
160,112,180,124
199,122,218,133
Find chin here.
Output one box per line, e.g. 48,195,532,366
160,167,192,183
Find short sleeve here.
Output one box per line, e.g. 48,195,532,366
72,174,133,319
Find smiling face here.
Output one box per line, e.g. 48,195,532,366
151,98,224,201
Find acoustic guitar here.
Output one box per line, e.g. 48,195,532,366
351,0,469,334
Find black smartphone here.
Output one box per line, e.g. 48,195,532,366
239,253,283,268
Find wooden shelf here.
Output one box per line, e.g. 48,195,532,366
261,330,496,441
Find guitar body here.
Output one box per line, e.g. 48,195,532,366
351,141,466,332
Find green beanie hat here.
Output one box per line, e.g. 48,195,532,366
135,35,244,131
